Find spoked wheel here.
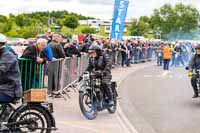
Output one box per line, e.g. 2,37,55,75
79,92,97,120
9,105,52,133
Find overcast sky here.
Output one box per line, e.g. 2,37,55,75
0,0,199,20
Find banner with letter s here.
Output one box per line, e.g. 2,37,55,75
110,0,129,40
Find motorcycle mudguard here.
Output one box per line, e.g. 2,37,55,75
8,103,56,127
111,81,118,97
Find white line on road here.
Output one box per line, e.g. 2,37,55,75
161,71,171,77
156,75,161,78
144,75,153,78
57,121,102,133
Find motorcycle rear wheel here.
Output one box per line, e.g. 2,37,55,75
107,90,117,114
9,105,52,133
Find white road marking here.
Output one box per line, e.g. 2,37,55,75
161,71,171,77
156,75,161,78
142,71,188,79
144,75,153,78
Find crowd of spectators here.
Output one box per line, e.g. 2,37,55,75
17,29,200,95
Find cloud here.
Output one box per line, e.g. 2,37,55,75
48,0,72,2
0,0,199,20
78,0,113,5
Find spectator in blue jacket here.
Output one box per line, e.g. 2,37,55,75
44,44,53,61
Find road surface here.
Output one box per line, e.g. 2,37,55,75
119,65,200,133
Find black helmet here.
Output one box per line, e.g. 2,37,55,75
88,44,101,54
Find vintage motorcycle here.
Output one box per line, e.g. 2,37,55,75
78,71,118,120
0,101,56,133
187,68,200,94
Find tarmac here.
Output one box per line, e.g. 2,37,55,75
49,62,154,133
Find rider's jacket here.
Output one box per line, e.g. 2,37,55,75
86,52,112,79
0,48,22,99
189,54,200,69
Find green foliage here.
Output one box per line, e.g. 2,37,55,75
0,10,94,38
15,14,32,27
19,26,38,39
81,27,96,34
128,3,200,40
64,16,79,30
129,18,149,36
150,3,200,39
0,15,7,23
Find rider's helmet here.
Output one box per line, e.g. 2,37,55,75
88,44,102,55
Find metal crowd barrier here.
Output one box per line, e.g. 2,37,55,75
47,54,89,99
18,58,44,91
18,47,156,100
114,46,157,65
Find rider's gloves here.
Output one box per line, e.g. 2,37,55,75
185,66,190,70
78,76,83,82
102,71,107,76
78,71,89,82
95,71,102,77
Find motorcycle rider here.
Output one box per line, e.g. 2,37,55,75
186,44,200,98
86,44,114,105
0,33,22,103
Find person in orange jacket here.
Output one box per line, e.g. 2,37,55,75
163,44,172,70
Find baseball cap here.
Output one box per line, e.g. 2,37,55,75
0,33,7,43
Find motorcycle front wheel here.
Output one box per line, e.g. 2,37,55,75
79,92,98,120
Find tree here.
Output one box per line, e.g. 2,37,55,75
129,18,149,36
150,3,200,39
81,27,96,34
0,10,92,38
15,14,32,27
0,15,7,23
64,16,79,31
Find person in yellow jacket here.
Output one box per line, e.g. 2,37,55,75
163,44,172,70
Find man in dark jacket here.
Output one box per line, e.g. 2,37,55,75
48,34,65,94
49,34,66,59
119,41,128,67
64,42,81,57
21,38,48,90
0,33,22,102
80,38,92,53
187,44,200,98
21,38,48,63
86,45,113,105
36,34,53,61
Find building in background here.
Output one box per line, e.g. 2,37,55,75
79,19,131,34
